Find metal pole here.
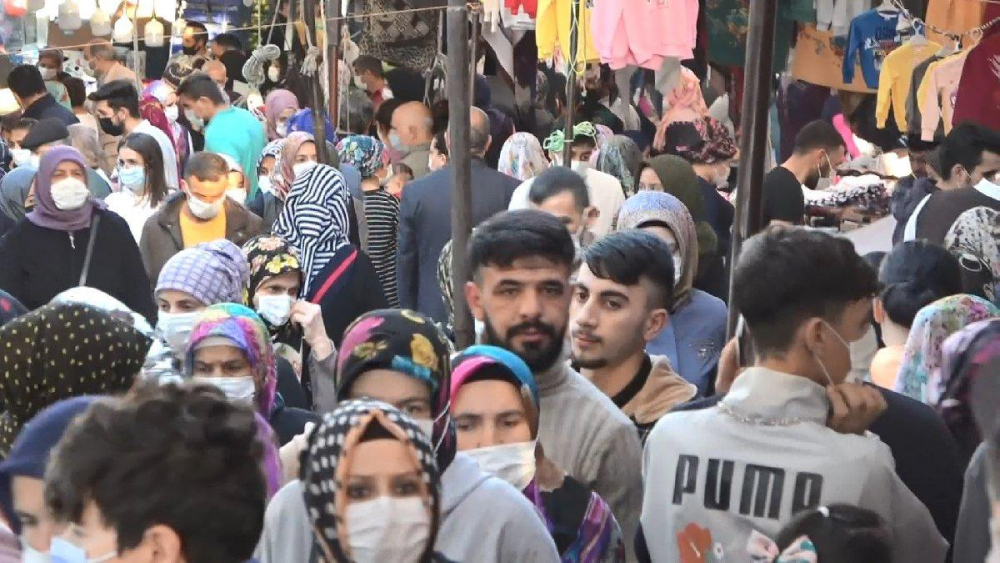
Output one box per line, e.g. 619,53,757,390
726,0,778,337
303,0,332,164
326,0,341,126
469,8,480,104
449,0,474,349
562,0,580,165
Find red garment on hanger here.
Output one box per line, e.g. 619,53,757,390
505,0,538,18
950,6,1000,130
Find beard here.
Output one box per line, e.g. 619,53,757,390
803,168,822,189
482,315,566,372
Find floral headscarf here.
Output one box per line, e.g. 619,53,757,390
336,309,455,470
937,319,1000,460
271,132,315,199
185,304,278,416
242,235,302,340
302,399,440,563
589,124,614,167
0,303,150,453
946,207,1000,306
597,135,643,195
498,132,549,181
335,135,387,179
895,295,1000,402
616,191,699,308
665,116,737,165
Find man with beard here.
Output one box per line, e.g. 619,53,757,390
570,230,697,442
761,120,846,226
464,209,643,561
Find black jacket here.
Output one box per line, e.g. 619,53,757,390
0,208,155,321
21,94,79,127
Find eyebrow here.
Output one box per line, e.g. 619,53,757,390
598,290,630,302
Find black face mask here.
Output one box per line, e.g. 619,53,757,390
181,45,200,56
99,116,124,136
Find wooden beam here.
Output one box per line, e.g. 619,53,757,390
449,0,474,348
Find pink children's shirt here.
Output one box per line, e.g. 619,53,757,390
591,0,699,70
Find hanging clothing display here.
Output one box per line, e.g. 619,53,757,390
790,25,876,93
952,28,1000,131
905,53,946,137
705,0,795,71
817,0,873,36
918,50,971,140
925,0,983,44
357,0,440,69
876,39,941,129
536,0,600,66
591,0,699,70
843,8,909,88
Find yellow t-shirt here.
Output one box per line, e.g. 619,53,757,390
179,208,227,248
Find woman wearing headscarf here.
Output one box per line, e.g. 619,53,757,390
246,139,286,227
0,146,155,320
0,167,33,224
498,132,550,182
451,345,625,563
617,191,728,394
335,135,400,307
273,164,386,346
185,303,319,445
895,294,1000,403
144,80,192,170
0,303,150,454
945,207,1000,306
264,89,300,141
257,310,560,563
637,155,726,300
301,399,452,563
596,135,643,196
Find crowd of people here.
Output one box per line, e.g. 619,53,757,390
0,21,997,563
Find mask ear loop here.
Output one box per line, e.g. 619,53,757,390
431,401,451,453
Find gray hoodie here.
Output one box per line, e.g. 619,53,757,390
255,453,559,563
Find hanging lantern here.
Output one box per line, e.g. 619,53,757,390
57,0,82,32
96,0,118,14
78,0,94,19
35,10,49,45
144,17,164,46
26,0,42,13
153,0,174,19
135,0,153,18
112,15,133,43
90,7,111,35
43,0,58,18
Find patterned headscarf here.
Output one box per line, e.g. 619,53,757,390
271,132,314,199
242,235,302,342
27,146,104,231
946,207,1000,306
0,303,150,453
597,135,643,195
155,240,250,306
336,309,455,470
51,287,154,337
617,191,699,308
589,124,615,166
664,116,737,165
273,164,351,296
302,399,440,563
451,345,539,435
937,319,1000,459
335,135,387,179
645,155,718,263
895,295,1000,402
139,96,176,147
185,304,278,416
0,167,36,223
498,133,549,181
0,290,26,328
258,139,285,192
264,89,300,140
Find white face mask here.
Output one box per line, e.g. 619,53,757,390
464,441,536,491
11,148,31,168
20,536,49,563
344,496,430,563
29,154,41,169
268,66,281,83
226,188,247,205
292,161,317,178
157,311,199,357
257,294,293,326
38,67,57,80
258,176,273,195
192,375,256,405
50,177,90,211
276,122,288,138
570,160,590,175
184,108,205,130
353,75,365,89
187,194,223,220
164,105,179,124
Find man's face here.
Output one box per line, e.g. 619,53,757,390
184,174,227,204
38,57,60,73
210,43,225,59
353,67,371,90
570,144,593,163
207,66,227,88
971,150,1000,186
182,28,203,52
808,298,873,385
910,149,928,178
180,95,210,122
94,100,124,126
531,191,586,235
9,127,29,150
570,263,665,370
465,256,572,372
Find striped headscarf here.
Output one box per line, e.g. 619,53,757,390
271,132,314,199
273,164,351,296
335,135,386,179
185,303,278,416
498,132,549,181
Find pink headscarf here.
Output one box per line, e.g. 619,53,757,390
655,68,709,150
27,146,105,232
271,131,315,198
264,89,300,141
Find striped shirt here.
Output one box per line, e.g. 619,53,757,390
364,189,400,307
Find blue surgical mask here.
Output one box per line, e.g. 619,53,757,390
50,537,117,563
388,131,406,153
117,165,146,193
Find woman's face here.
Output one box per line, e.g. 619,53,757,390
156,290,206,314
118,146,145,170
453,380,531,450
640,224,678,255
253,271,301,309
342,436,428,507
12,476,56,552
192,345,252,379
295,141,318,164
227,170,247,191
258,155,276,179
638,167,663,192
51,161,86,183
347,369,432,420
276,108,297,131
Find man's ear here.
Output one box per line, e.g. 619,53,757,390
644,309,669,342
801,317,826,357
872,298,886,326
464,280,484,322
179,179,190,195
584,206,600,228
143,524,184,563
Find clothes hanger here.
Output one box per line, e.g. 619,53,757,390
906,20,927,45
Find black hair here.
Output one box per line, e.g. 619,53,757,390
61,76,87,108
353,55,384,78
176,72,226,105
733,227,881,356
184,21,208,44
941,123,1000,178
88,79,140,117
793,120,846,155
879,241,963,327
582,230,675,310
339,89,373,135
44,382,266,563
375,98,404,137
776,505,892,563
8,65,46,98
529,166,590,212
432,130,448,157
121,132,170,208
185,151,228,182
212,32,242,52
2,114,35,133
468,210,576,280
